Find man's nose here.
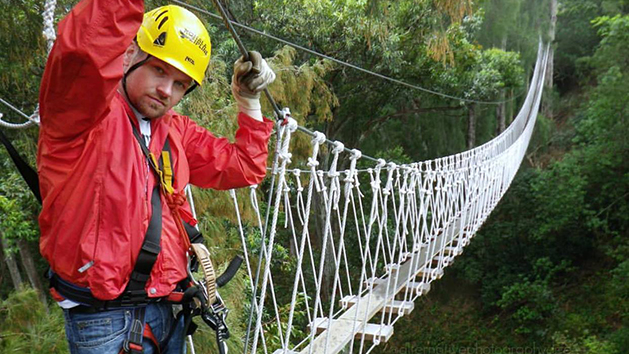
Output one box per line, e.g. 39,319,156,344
156,79,173,99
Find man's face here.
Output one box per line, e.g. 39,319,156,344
124,47,194,119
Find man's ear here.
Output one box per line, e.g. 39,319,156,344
123,42,140,73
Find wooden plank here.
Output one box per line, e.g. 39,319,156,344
363,278,430,296
384,263,400,273
443,246,461,256
431,255,454,266
416,267,444,280
309,318,394,343
341,295,415,315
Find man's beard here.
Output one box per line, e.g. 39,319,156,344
134,95,168,119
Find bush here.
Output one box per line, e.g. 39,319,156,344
0,288,67,354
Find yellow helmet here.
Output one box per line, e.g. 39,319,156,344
136,5,211,86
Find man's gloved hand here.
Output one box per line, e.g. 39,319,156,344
231,51,276,121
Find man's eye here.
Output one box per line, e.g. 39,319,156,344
154,66,164,74
175,81,187,90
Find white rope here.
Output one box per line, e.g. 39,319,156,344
0,0,56,129
0,99,40,129
250,117,299,354
42,0,57,53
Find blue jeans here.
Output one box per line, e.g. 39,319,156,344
63,303,186,354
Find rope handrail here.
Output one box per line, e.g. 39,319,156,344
0,0,56,129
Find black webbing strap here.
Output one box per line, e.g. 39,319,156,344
126,122,172,297
0,129,41,204
124,306,147,354
118,122,172,354
125,185,162,293
49,271,154,308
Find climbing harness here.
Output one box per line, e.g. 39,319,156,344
128,114,240,353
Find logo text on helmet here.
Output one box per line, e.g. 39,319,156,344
185,57,195,65
179,29,209,56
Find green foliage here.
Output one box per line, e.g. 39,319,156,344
0,288,67,353
0,195,37,254
0,0,47,110
260,293,309,351
449,5,628,348
496,259,570,335
551,331,620,354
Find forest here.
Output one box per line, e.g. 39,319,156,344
0,0,627,353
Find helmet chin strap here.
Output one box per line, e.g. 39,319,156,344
185,82,198,95
122,54,153,111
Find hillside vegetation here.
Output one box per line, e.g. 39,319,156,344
0,0,627,353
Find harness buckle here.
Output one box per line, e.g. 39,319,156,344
122,307,146,354
120,289,149,307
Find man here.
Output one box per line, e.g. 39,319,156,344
37,0,275,352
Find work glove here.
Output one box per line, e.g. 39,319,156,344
231,51,276,121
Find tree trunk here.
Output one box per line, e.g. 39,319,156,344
542,0,557,118
312,183,334,304
1,234,24,290
496,90,506,134
496,34,507,134
467,104,477,149
0,245,7,285
17,239,49,311
508,88,515,126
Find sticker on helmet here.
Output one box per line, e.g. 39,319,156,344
153,32,167,47
179,28,209,56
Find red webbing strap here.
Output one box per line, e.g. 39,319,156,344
165,192,192,250
143,323,162,354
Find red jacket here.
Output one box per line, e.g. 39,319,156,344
37,0,273,300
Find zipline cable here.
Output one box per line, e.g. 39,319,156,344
203,1,287,352
205,1,379,352
202,0,379,163
206,0,284,119
173,0,522,106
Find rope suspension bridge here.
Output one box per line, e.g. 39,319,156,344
0,1,549,353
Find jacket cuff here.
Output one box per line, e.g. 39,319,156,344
238,112,275,134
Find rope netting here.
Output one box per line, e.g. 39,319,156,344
230,44,549,354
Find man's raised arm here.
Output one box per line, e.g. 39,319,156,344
39,0,144,139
